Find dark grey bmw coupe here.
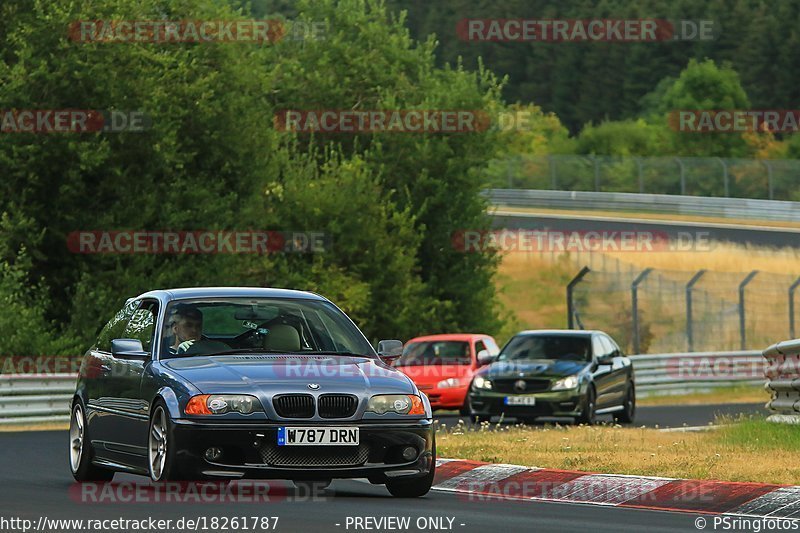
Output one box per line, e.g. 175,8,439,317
69,287,435,497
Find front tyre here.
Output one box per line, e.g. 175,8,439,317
69,402,114,482
148,403,184,482
576,385,597,425
385,438,436,498
613,381,636,424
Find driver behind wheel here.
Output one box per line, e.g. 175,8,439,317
170,304,203,354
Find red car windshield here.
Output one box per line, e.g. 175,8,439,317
396,341,471,366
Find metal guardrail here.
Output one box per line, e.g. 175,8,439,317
629,351,766,398
0,374,75,426
486,189,800,223
0,352,769,426
763,338,800,423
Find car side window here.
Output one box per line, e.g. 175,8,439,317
474,340,487,357
483,337,500,355
602,335,621,356
95,300,138,353
123,300,159,353
591,335,610,359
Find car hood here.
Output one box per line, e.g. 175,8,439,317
478,359,590,379
162,354,416,395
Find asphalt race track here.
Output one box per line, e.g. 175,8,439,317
1,403,766,533
3,431,708,533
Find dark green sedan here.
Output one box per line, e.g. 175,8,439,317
467,330,635,425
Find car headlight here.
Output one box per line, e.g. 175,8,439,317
185,394,263,415
551,375,580,391
366,394,425,415
436,377,462,389
472,376,492,390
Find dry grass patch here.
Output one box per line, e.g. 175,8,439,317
436,418,800,485
603,241,800,275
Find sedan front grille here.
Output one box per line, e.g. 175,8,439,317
318,394,358,418
493,378,551,394
259,443,370,467
273,394,315,418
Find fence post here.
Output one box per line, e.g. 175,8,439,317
567,266,591,329
675,157,686,195
716,157,729,197
761,160,774,200
589,155,600,192
790,276,800,338
631,268,653,354
685,269,706,352
635,157,644,193
739,270,759,350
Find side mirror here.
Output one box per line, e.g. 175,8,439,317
111,338,149,360
476,349,495,366
596,354,613,365
377,339,403,363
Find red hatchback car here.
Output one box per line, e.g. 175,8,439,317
395,334,500,414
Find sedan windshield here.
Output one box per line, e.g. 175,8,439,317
160,298,375,358
396,341,471,366
498,335,591,362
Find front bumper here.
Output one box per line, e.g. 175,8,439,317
468,388,585,418
421,386,468,410
172,418,434,482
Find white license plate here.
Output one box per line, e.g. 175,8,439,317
277,427,359,446
504,396,536,406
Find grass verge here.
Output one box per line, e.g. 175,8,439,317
637,386,770,407
436,416,799,484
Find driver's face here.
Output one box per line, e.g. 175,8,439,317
173,317,202,343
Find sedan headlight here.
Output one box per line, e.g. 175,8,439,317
436,377,462,389
551,375,580,391
472,376,492,390
366,394,425,415
185,394,263,415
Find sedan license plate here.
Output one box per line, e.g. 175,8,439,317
277,427,359,446
504,396,536,406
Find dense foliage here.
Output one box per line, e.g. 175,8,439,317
0,0,505,354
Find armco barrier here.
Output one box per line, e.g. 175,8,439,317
0,352,768,426
763,338,800,423
629,350,766,398
0,374,75,426
486,188,800,223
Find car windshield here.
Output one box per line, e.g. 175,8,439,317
160,297,375,358
395,341,471,366
497,335,591,362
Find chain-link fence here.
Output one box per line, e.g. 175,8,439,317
489,155,800,201
564,254,800,354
